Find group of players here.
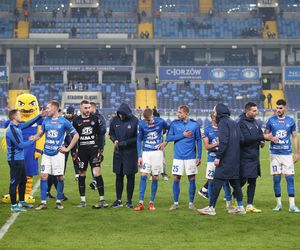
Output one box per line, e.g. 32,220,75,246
5,98,300,215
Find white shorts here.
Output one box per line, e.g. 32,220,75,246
172,159,198,176
270,154,294,175
41,153,65,176
141,151,163,176
205,162,216,180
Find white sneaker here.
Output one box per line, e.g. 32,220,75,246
197,206,216,216
289,206,300,213
163,176,169,181
188,203,197,210
228,206,246,215
272,204,282,212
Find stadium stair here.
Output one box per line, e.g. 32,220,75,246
15,20,29,38
138,22,153,39
199,0,213,14
16,0,23,13
263,90,284,109
263,21,278,39
139,0,152,13
136,90,157,109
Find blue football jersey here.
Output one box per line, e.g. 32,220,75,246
266,115,296,155
137,117,169,157
203,124,218,162
41,116,77,156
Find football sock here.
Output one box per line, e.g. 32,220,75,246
208,181,212,198
223,181,232,202
273,175,281,197
173,179,180,203
139,175,147,202
286,175,295,197
97,175,104,196
204,180,209,189
150,179,158,202
189,179,196,203
40,179,48,202
56,179,64,200
78,176,86,196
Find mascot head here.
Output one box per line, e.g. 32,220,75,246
16,93,39,121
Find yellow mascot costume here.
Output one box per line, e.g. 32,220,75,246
1,93,45,204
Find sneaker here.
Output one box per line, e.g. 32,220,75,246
134,203,145,211
289,206,300,213
47,192,55,199
125,201,133,208
272,204,282,212
11,204,26,213
227,207,238,214
99,200,109,208
246,205,262,213
77,201,86,208
237,207,246,215
89,181,96,190
110,200,123,208
162,174,169,181
92,200,109,209
18,201,34,209
148,202,156,211
56,202,64,210
188,203,197,210
169,204,179,211
198,189,208,200
197,206,216,216
35,203,48,210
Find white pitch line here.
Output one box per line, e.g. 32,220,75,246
0,181,40,241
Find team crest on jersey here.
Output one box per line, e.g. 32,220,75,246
47,130,58,138
128,125,131,129
82,126,93,135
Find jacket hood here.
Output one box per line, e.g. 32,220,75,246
117,103,132,118
215,103,230,120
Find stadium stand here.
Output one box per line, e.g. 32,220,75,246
154,0,198,13
278,18,300,38
0,83,8,110
0,0,16,12
279,0,300,12
213,0,257,13
157,82,263,110
0,20,14,38
284,84,300,109
31,0,69,12
101,0,138,12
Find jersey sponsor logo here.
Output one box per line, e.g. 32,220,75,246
276,130,287,139
47,130,58,138
278,120,285,123
82,126,93,135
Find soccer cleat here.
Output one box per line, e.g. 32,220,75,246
11,204,26,213
188,203,197,210
246,205,262,213
18,201,34,209
237,207,246,215
198,189,208,200
197,206,216,216
134,203,145,211
148,202,156,211
125,201,133,208
56,202,64,210
110,200,123,208
77,201,86,208
92,200,109,209
169,204,179,211
289,206,300,213
162,174,169,181
99,200,109,208
35,203,48,210
272,204,282,212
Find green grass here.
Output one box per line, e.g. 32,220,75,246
0,138,300,249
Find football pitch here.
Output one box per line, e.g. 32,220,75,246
0,138,300,249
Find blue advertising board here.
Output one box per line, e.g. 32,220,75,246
159,66,259,81
32,65,132,72
0,66,7,82
285,67,300,81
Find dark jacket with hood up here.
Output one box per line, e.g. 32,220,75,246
238,113,264,178
109,103,139,175
215,103,243,179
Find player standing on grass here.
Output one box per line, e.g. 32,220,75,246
35,100,79,210
72,100,108,208
166,105,202,211
134,108,169,211
265,99,300,212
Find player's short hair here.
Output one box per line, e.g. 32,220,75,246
8,109,19,120
178,105,189,114
143,108,153,118
276,99,286,106
90,102,96,108
210,111,215,119
244,102,257,111
80,100,90,106
48,100,60,109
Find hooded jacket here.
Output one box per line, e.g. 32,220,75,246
214,103,242,179
109,103,139,175
238,112,264,178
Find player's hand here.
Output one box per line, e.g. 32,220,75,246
138,157,143,167
183,130,193,138
271,136,280,143
214,159,220,167
196,159,201,166
40,108,47,117
58,146,69,153
260,141,265,148
157,141,167,150
114,140,119,151
293,153,299,163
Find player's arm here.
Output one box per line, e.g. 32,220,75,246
118,120,138,148
98,114,107,136
7,127,35,149
166,123,185,142
19,114,42,130
239,122,264,145
195,126,202,166
215,121,229,166
292,131,299,163
109,119,118,143
202,137,218,150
